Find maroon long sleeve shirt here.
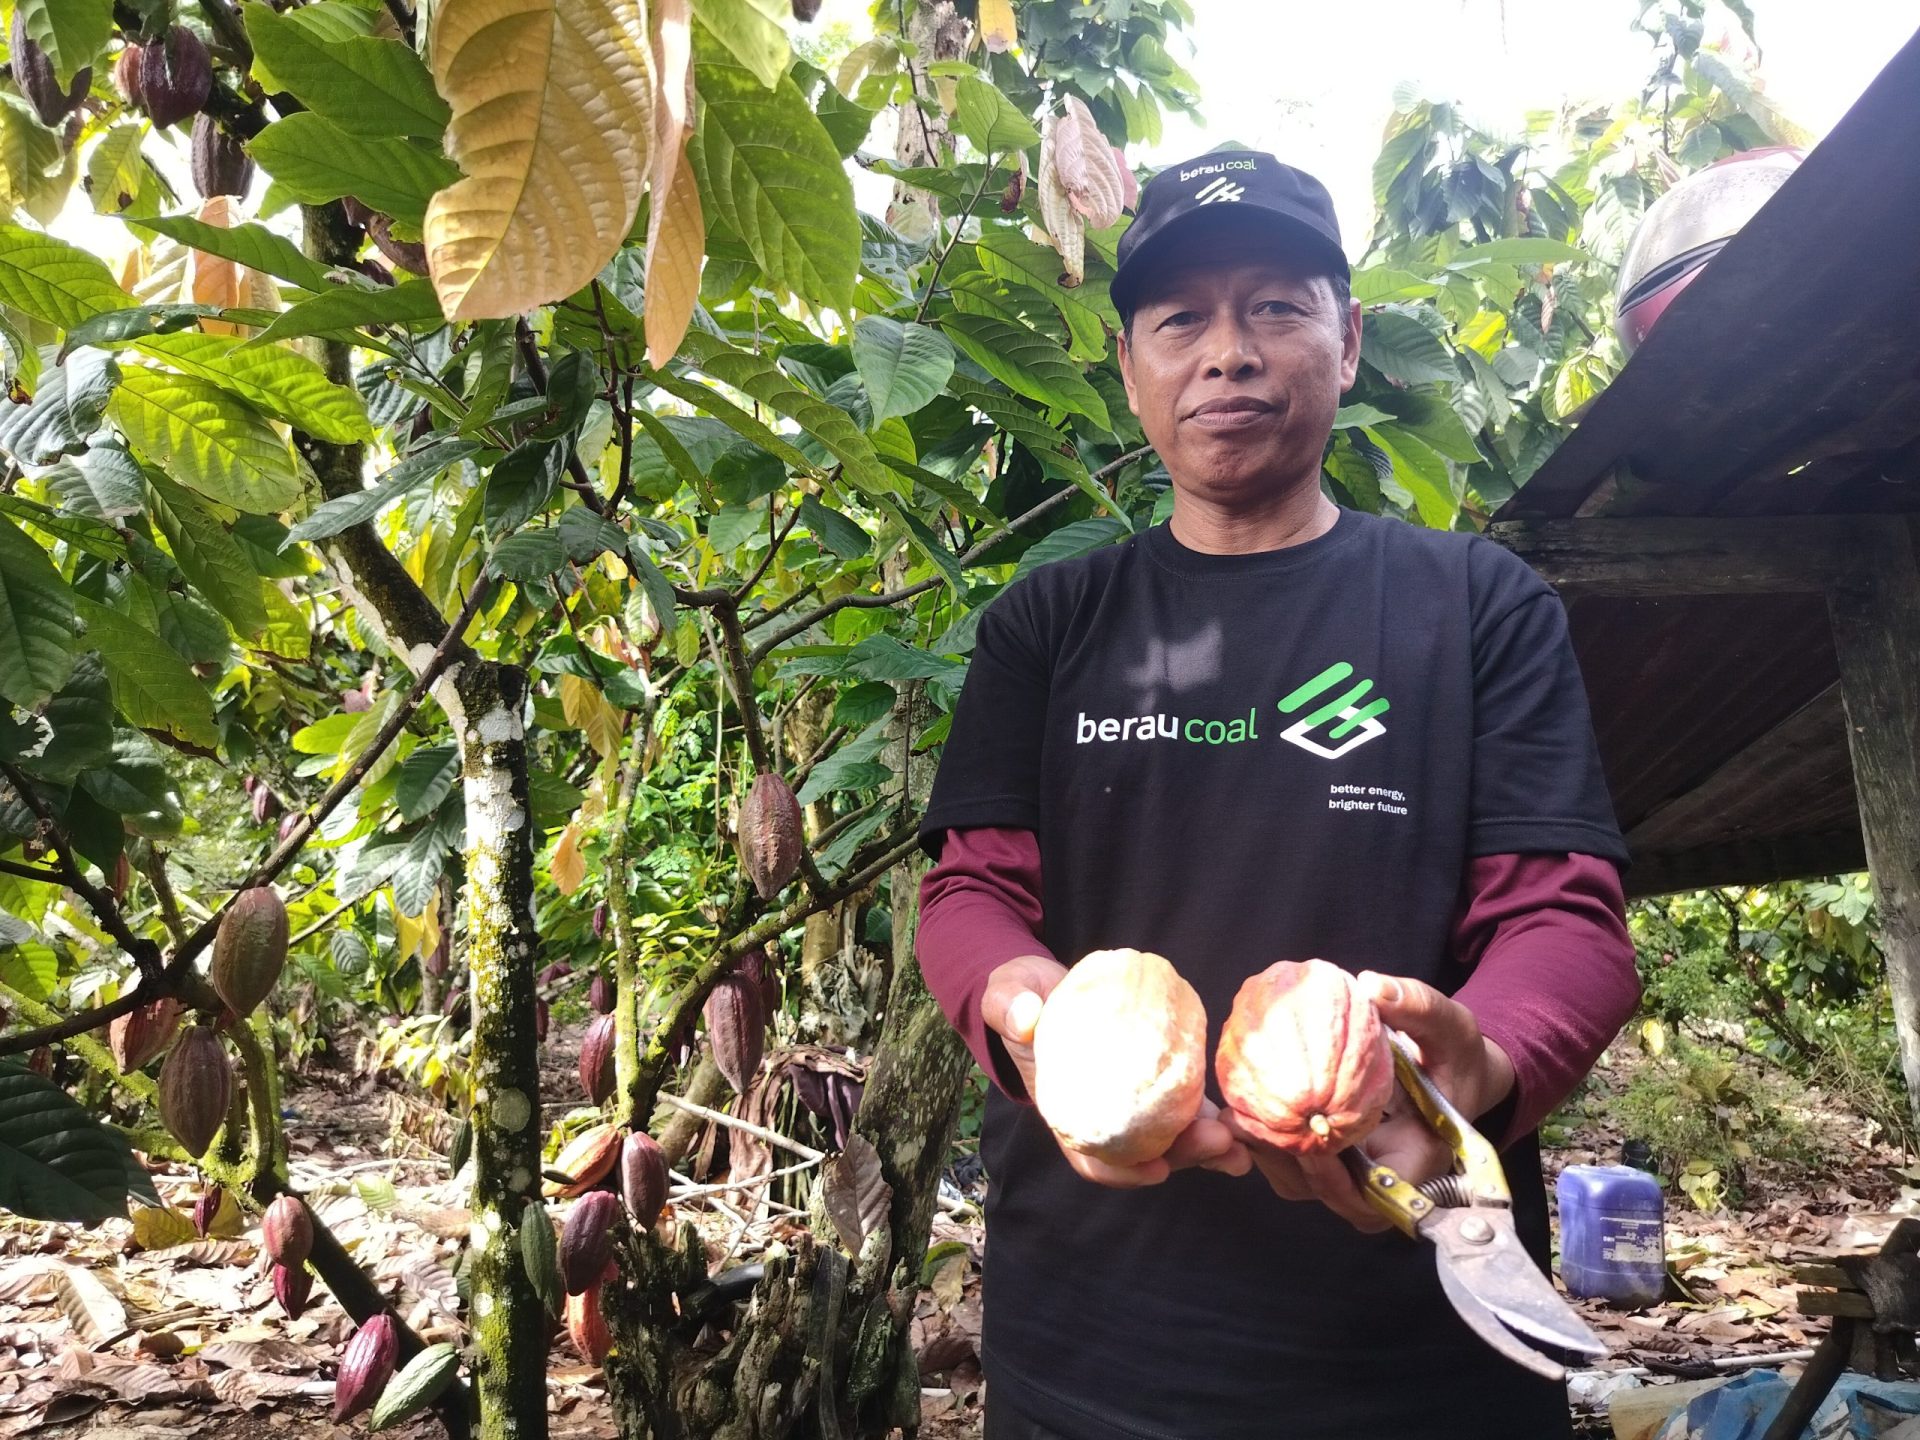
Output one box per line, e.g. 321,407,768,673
917,823,1638,1147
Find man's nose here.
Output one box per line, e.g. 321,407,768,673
1203,316,1260,378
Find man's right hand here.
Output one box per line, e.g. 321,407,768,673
983,955,1251,1189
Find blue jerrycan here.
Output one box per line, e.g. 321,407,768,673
1556,1163,1666,1308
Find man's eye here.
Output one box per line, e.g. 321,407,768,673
1256,300,1301,316
1157,311,1201,328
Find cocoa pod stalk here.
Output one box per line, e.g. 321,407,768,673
273,1262,313,1319
262,1195,314,1268
703,973,765,1094
559,1190,620,1295
108,996,180,1073
579,1013,616,1105
619,1131,668,1228
210,886,288,1019
8,12,89,127
737,770,803,899
190,114,255,198
157,1024,231,1158
333,1312,399,1421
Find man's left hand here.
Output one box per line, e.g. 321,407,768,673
1223,972,1516,1233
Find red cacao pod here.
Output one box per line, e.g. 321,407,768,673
559,1190,620,1295
591,903,607,940
108,996,180,1073
9,11,88,127
111,852,130,901
190,114,254,198
619,1131,668,1228
537,960,572,987
441,985,467,1018
579,1014,616,1105
262,1194,313,1268
250,783,280,826
737,945,781,1017
1031,948,1208,1166
589,973,614,1015
117,27,211,130
273,1261,313,1319
565,1273,614,1363
1215,958,1395,1156
211,886,288,1018
191,1185,221,1238
703,973,765,1094
27,1046,51,1076
333,1312,399,1421
535,998,550,1043
277,811,301,844
157,1023,231,1158
737,770,803,899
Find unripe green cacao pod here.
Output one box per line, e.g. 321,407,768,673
619,1131,668,1228
370,1341,460,1431
448,1117,472,1174
8,11,88,127
703,973,765,1094
109,996,180,1073
560,1190,619,1296
157,1024,231,1158
738,770,802,899
333,1312,399,1422
262,1194,313,1268
519,1198,560,1315
190,114,254,198
579,1014,615,1106
210,887,288,1019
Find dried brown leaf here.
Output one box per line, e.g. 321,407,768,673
43,1263,129,1346
822,1134,890,1253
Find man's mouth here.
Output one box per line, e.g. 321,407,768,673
1185,397,1277,429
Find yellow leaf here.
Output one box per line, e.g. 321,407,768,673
558,672,624,759
1639,1018,1667,1057
644,0,701,367
424,0,655,320
185,196,276,337
551,821,586,895
131,1205,199,1251
977,0,1016,54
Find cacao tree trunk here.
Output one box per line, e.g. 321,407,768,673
300,204,550,1440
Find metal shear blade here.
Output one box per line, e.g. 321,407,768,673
1427,1208,1606,1381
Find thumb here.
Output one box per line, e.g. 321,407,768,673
1357,971,1466,1050
1003,990,1044,1045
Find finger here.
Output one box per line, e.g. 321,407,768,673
1357,972,1471,1057
1063,1146,1170,1190
1003,990,1044,1045
1163,1113,1244,1171
1296,1150,1393,1234
1199,1141,1254,1177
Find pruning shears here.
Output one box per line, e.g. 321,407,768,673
1343,1029,1608,1381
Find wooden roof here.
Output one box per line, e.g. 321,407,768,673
1488,25,1920,896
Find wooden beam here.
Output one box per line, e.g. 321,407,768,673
1625,831,1866,898
1826,517,1920,1131
1488,516,1858,597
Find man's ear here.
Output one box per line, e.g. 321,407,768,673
1118,329,1140,416
1338,299,1363,393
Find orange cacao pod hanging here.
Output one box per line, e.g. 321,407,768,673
1215,959,1395,1156
545,1122,623,1198
1031,949,1208,1166
565,1271,614,1363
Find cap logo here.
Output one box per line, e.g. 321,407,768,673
1193,176,1246,204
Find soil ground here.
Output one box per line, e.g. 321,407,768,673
6,1031,1911,1440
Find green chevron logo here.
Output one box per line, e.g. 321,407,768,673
1276,662,1391,760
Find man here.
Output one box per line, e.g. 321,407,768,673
915,150,1640,1440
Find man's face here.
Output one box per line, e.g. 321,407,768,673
1117,227,1362,506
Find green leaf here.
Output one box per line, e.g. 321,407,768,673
0,225,126,330
845,634,962,682
395,743,459,824
852,318,954,423
676,331,896,497
70,597,218,747
0,943,57,1002
873,496,962,592
971,230,1117,359
0,1059,158,1225
0,350,118,465
953,76,1040,154
1444,238,1591,270
392,807,458,918
18,657,111,784
256,580,311,661
1365,424,1458,529
16,0,112,87
689,30,859,313
243,5,450,139
109,368,304,513
133,332,373,443
484,440,566,535
1333,403,1396,429
79,730,183,837
940,313,1111,428
56,445,145,519
690,0,789,89
85,123,152,217
284,437,478,544
247,279,444,347
639,374,808,483
126,214,332,292
1360,310,1455,387
0,513,78,707
623,541,678,637
490,527,566,582
145,473,268,639
944,371,1092,489
59,304,225,356
1013,516,1129,579
796,495,868,560
1350,266,1439,305
248,114,460,227
0,494,123,561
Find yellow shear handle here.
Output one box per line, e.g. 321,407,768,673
1346,1029,1513,1235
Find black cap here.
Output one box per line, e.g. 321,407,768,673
1111,150,1348,316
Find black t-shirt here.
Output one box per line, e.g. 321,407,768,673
919,506,1627,1440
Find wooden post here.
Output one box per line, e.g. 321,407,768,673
1826,518,1920,1131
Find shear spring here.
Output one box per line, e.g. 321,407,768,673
1418,1174,1473,1208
